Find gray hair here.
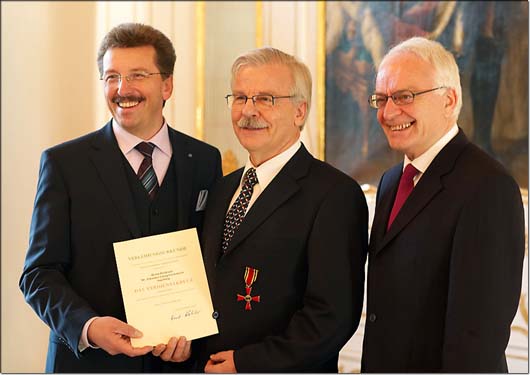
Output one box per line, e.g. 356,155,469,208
380,37,462,120
231,47,312,128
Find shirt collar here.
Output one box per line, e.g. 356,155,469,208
112,118,172,157
404,124,458,173
241,140,301,191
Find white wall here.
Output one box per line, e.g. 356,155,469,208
202,2,256,172
1,2,98,372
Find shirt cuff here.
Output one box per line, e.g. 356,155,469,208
78,316,100,352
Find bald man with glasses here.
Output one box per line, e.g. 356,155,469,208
361,37,525,372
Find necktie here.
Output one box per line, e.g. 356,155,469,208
135,142,158,200
222,168,259,253
387,164,419,231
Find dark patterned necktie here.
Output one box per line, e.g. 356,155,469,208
222,168,259,252
135,142,158,200
387,163,419,231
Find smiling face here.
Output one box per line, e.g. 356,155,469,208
102,45,173,139
231,64,306,166
376,52,456,160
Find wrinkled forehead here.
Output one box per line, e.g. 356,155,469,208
376,52,436,92
232,64,293,93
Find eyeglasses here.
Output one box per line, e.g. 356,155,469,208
100,71,169,87
368,87,447,109
225,94,294,110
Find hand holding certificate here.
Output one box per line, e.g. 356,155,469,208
113,228,218,347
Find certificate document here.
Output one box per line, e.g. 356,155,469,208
113,228,218,347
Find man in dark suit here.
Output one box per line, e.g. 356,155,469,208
19,23,222,373
362,36,525,372
194,47,368,373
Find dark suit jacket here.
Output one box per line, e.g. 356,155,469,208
361,129,525,372
19,121,222,373
195,144,368,372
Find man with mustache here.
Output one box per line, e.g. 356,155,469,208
194,47,368,372
19,23,222,372
361,37,525,372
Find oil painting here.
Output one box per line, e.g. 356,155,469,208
325,1,528,188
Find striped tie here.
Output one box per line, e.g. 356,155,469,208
135,142,158,200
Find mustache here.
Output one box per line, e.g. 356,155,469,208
236,117,268,129
112,95,145,104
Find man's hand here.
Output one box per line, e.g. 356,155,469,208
205,350,236,373
87,316,152,356
152,336,191,362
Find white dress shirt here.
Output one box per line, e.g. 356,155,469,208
227,140,302,215
112,119,173,184
404,124,459,185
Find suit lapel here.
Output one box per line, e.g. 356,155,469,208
369,166,401,253
373,129,470,255
168,127,193,229
204,171,241,269
375,170,443,254
89,121,141,238
221,145,311,256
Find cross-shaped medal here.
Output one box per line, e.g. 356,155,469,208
236,267,261,310
237,286,260,310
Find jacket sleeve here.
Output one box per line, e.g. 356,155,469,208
442,173,525,371
19,150,97,358
234,180,369,371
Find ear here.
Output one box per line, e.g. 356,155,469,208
293,100,307,128
443,87,457,118
162,75,173,101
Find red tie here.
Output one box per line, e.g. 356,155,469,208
387,164,419,231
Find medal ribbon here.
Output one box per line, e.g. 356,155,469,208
244,267,258,287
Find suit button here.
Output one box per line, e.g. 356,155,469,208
369,313,377,322
212,311,219,319
152,208,159,216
